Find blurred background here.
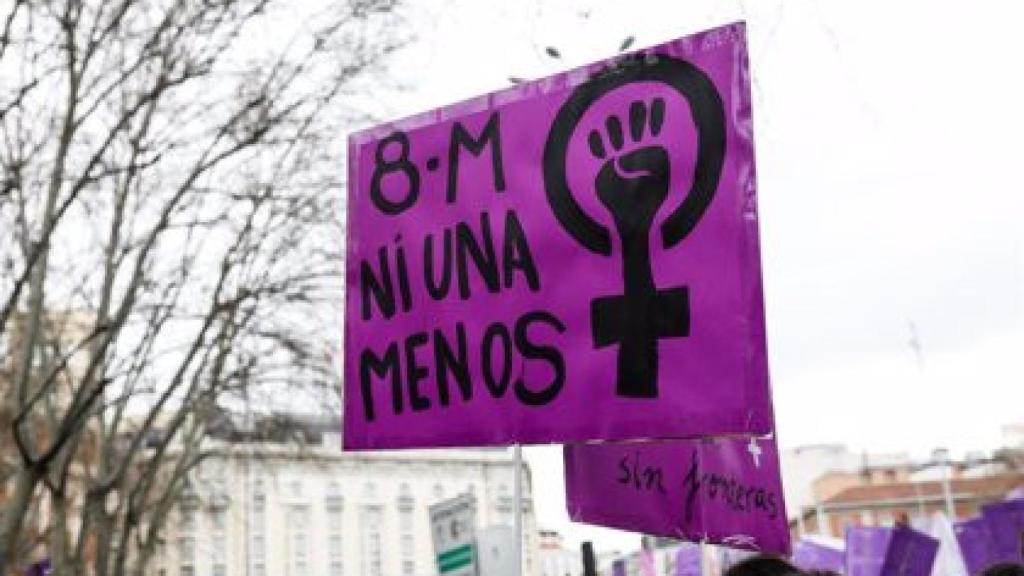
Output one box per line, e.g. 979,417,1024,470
0,0,1020,575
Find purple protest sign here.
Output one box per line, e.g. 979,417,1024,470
846,527,893,576
675,543,703,576
982,499,1024,564
954,518,993,576
792,538,846,573
564,436,789,554
344,22,772,449
879,527,939,576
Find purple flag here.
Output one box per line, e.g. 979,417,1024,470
878,526,939,576
955,518,993,576
847,527,894,576
982,499,1024,564
564,436,789,554
792,538,845,573
675,543,703,576
344,22,772,449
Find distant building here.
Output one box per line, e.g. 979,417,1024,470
780,444,912,532
538,529,581,576
793,469,1024,536
153,417,539,576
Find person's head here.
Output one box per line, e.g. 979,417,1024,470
979,563,1024,576
724,554,800,576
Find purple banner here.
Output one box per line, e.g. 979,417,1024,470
846,527,893,576
955,518,995,576
982,499,1024,564
564,436,789,554
344,23,772,449
792,538,846,573
879,527,939,576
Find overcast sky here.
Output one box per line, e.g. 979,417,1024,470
345,0,1024,552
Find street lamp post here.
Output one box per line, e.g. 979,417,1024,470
934,448,956,520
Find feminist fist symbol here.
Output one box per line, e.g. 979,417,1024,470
588,98,688,398
543,55,726,398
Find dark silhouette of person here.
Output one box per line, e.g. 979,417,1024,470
979,563,1024,576
725,554,802,576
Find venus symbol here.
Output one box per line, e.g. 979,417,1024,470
543,54,727,398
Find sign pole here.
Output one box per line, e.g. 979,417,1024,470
513,444,523,576
700,539,707,576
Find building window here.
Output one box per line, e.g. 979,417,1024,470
398,483,416,569
179,504,197,531
252,480,266,534
402,533,415,555
289,505,310,576
361,506,384,576
402,560,415,575
326,482,344,531
210,508,226,532
212,534,226,575
250,479,265,576
252,535,265,561
326,482,344,574
290,505,310,529
177,536,195,576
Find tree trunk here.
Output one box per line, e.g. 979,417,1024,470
0,467,39,568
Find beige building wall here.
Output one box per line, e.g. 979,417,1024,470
156,443,539,576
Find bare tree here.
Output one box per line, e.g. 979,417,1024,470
0,0,401,573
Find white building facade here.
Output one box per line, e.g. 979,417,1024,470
156,441,538,576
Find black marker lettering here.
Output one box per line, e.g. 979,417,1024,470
360,246,395,321
456,213,500,299
447,112,506,203
503,210,540,292
370,131,420,215
395,237,413,312
424,229,453,300
618,456,631,485
434,324,471,406
359,343,401,421
482,322,512,397
513,311,565,406
404,332,431,412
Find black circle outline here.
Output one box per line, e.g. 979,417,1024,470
542,55,727,255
